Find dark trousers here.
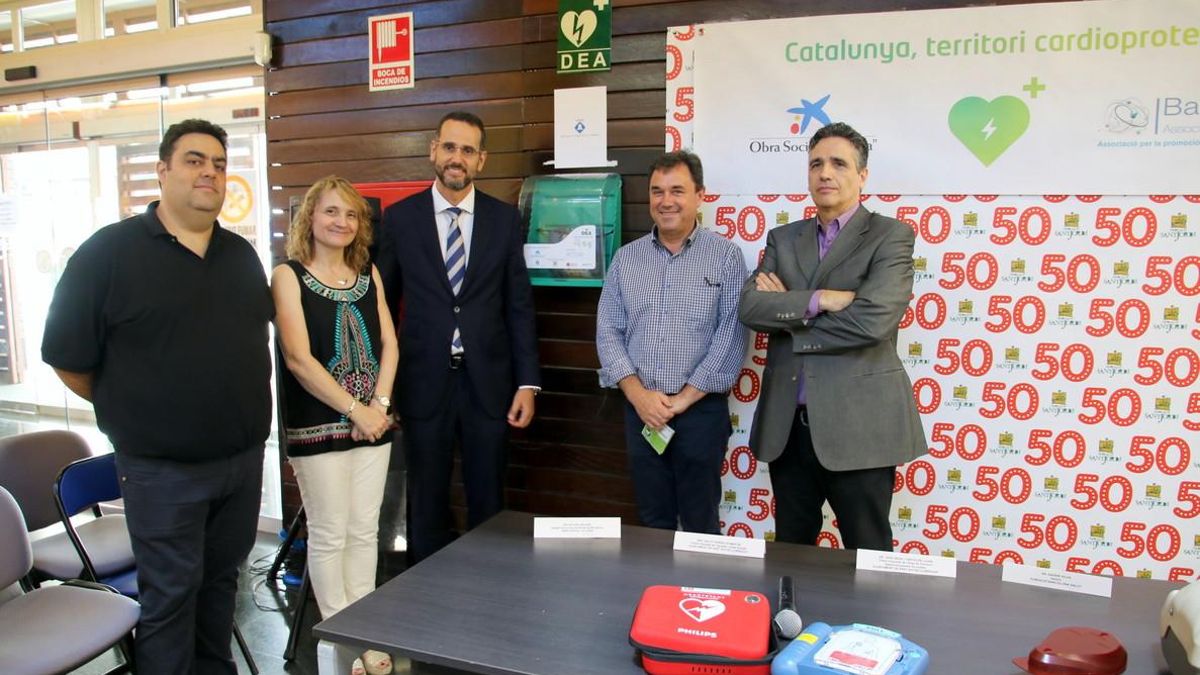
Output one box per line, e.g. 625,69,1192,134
770,407,895,551
115,447,263,675
623,393,731,534
403,367,508,563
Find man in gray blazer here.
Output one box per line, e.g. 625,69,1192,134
738,122,927,551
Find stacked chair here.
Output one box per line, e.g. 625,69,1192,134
0,431,108,586
0,484,139,674
0,429,259,673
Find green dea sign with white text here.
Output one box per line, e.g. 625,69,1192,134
558,0,611,74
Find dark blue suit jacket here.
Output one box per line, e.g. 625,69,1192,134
376,187,540,420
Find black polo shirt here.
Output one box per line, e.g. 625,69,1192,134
42,201,274,462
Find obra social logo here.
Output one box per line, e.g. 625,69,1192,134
749,95,832,154
787,94,832,135
948,95,1031,166
1105,98,1150,133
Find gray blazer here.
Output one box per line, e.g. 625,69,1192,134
738,207,927,471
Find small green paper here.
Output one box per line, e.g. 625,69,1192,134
641,423,674,455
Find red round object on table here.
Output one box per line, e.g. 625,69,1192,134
1013,626,1127,674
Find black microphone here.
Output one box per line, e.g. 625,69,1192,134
772,575,803,639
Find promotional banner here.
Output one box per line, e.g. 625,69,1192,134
667,5,1200,581
691,0,1200,195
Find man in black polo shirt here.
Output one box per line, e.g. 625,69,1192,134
42,119,273,674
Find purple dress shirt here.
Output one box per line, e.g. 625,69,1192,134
797,204,858,405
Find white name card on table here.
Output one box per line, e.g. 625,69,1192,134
1002,563,1113,598
856,549,958,578
533,517,621,539
673,531,765,559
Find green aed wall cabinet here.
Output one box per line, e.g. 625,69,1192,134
518,173,621,287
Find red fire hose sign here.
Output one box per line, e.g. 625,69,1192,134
369,12,414,91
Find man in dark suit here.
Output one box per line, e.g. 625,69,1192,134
738,122,927,551
376,111,540,563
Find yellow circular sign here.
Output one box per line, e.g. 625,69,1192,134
221,174,253,223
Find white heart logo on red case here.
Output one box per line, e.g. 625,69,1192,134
678,598,726,623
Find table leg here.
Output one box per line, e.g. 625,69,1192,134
316,639,360,675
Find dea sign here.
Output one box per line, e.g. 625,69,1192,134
558,0,612,74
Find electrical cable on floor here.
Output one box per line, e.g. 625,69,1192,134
246,545,303,613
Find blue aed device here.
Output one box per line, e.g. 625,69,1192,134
771,622,929,675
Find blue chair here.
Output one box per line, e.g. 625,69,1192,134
53,453,138,596
0,485,139,674
55,453,260,674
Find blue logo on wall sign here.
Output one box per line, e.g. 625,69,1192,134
786,94,832,135
1104,99,1149,134
574,120,587,133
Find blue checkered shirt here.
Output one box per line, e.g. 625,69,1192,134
597,225,749,393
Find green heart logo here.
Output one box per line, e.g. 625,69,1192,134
948,96,1030,166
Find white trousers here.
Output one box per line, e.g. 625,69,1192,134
290,443,391,620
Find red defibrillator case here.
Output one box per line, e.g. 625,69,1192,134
629,585,775,675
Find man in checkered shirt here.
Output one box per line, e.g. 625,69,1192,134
596,151,749,533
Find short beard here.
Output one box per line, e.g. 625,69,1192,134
435,164,471,192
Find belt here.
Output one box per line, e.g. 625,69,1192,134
449,353,465,369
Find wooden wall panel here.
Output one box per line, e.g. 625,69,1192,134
264,0,1060,532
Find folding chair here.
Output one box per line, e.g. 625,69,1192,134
55,452,261,674
0,485,139,675
0,430,99,586
52,453,137,595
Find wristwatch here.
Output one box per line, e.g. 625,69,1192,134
373,394,391,408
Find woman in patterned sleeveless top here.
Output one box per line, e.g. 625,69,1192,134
272,176,397,675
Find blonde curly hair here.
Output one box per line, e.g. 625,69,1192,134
285,176,374,273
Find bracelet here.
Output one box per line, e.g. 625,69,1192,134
345,399,357,416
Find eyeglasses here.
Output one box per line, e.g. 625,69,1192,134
435,141,480,158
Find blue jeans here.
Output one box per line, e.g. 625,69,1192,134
116,447,263,675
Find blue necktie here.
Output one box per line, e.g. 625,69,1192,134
445,207,465,353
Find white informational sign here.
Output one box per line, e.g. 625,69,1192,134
0,195,15,237
368,12,415,92
691,0,1200,194
552,86,615,168
524,225,598,270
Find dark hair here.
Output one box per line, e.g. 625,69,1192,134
435,111,487,149
648,150,704,190
809,122,869,170
158,118,228,162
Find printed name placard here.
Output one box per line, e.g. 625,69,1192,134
674,531,766,558
533,517,621,539
857,549,958,578
1002,563,1114,598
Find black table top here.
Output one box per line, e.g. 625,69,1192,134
314,511,1179,675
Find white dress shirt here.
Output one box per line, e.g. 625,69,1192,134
431,185,476,266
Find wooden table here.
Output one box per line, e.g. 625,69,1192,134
314,510,1178,674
